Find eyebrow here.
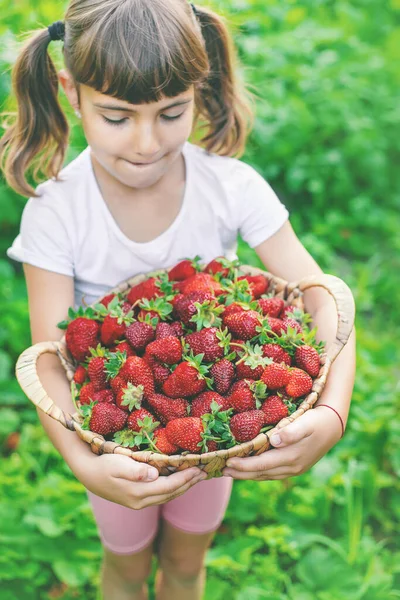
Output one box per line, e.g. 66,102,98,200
93,99,192,112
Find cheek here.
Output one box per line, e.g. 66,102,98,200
162,111,194,140
83,119,126,155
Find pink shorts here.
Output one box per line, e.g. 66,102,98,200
87,476,233,555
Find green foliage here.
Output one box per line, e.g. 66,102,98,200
0,0,399,598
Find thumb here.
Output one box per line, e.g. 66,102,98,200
269,419,311,447
111,454,159,482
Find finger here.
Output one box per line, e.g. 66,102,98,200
143,473,205,507
268,416,313,448
225,446,298,472
111,455,160,483
137,467,206,498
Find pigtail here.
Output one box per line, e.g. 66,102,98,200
193,6,255,158
0,28,69,198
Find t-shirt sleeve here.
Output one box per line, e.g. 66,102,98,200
6,188,74,277
236,162,289,248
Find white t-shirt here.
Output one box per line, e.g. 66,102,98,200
7,141,289,309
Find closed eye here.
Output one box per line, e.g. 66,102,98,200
102,113,184,126
161,113,184,121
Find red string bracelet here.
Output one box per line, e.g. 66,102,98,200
316,404,345,439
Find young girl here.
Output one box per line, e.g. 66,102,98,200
2,1,355,599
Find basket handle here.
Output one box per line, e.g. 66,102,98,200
15,340,78,431
286,273,355,363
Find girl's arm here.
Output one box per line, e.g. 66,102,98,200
223,221,356,480
23,264,111,475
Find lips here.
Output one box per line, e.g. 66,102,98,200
129,158,159,165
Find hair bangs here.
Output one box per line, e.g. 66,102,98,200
68,0,209,104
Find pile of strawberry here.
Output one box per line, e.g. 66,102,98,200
58,256,325,456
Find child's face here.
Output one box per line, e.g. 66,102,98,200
60,71,195,191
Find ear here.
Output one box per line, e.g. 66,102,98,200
58,68,80,112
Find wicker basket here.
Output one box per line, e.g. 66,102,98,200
15,264,355,478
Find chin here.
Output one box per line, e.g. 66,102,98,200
119,167,165,189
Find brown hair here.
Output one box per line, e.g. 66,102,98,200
0,0,255,198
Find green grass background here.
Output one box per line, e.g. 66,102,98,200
0,0,399,598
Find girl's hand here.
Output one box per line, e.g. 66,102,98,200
222,405,343,481
77,453,207,509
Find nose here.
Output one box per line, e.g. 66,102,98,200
132,120,161,159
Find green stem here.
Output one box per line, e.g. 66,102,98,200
230,342,247,351
260,425,274,433
70,382,82,416
143,430,161,453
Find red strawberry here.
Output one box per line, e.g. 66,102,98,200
119,356,155,399
222,302,247,324
266,317,285,336
155,322,175,339
205,440,219,452
229,338,246,357
73,365,87,385
168,256,202,281
79,382,97,405
260,395,289,425
127,408,158,432
127,277,162,305
170,321,184,337
122,302,134,314
147,393,190,425
145,356,171,390
227,379,261,413
99,293,117,308
261,363,290,389
224,310,261,340
65,318,100,362
88,402,127,436
101,314,127,346
136,296,174,324
173,291,214,325
110,341,136,357
237,275,268,298
210,359,235,394
162,358,208,398
87,354,108,391
145,336,182,365
204,256,231,277
257,297,284,318
233,342,270,380
281,304,300,319
179,273,223,296
153,427,179,454
191,391,230,417
185,327,230,362
262,344,291,366
230,410,265,442
125,321,155,350
171,292,185,310
110,375,127,395
281,318,303,334
165,417,204,453
235,360,264,380
285,368,313,398
294,346,320,377
92,389,115,404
